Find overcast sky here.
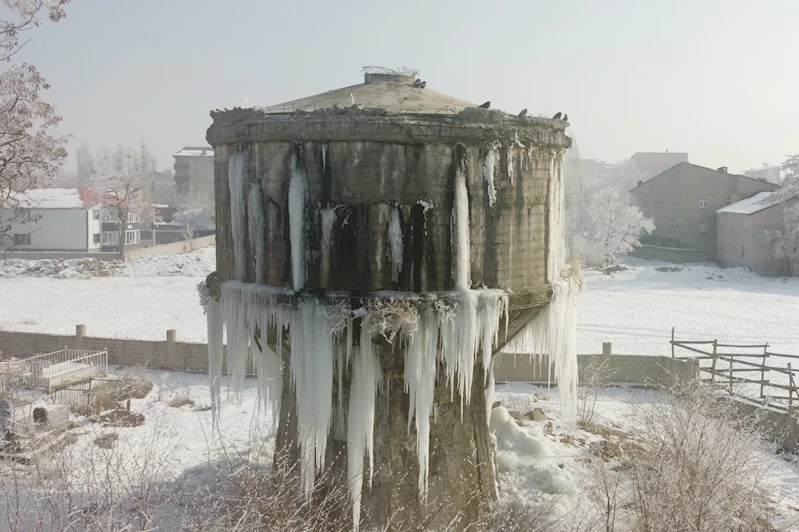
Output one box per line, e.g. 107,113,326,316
20,0,799,175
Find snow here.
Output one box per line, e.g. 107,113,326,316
11,188,86,209
716,191,786,215
482,144,498,207
173,148,213,157
247,182,265,284
388,205,403,283
228,151,249,281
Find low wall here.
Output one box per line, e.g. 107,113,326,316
631,244,714,263
1,251,118,261
123,234,215,261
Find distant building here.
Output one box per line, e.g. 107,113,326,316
571,158,615,181
717,192,798,275
173,146,214,194
743,166,781,184
630,151,689,180
629,162,779,262
1,188,103,252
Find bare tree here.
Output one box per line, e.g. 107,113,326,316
757,202,799,276
0,0,70,250
93,142,157,259
180,222,197,251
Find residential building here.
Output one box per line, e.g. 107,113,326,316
744,166,781,184
716,192,798,275
629,163,780,262
630,151,689,180
95,189,148,253
173,146,214,194
1,188,103,252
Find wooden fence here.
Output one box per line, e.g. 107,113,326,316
671,327,799,411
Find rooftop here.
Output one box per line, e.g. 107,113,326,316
716,191,795,215
174,146,213,157
11,188,87,209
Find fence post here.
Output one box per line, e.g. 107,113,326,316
671,327,675,359
761,344,768,399
789,362,794,408
710,340,718,384
602,342,612,358
75,324,86,350
729,353,733,395
166,329,177,369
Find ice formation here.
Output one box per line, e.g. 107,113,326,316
247,182,265,284
228,151,249,281
482,144,498,206
388,205,403,283
289,151,308,291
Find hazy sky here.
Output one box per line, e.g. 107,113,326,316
19,0,799,175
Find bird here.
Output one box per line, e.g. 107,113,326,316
419,81,427,89
413,79,422,88
479,101,491,109
563,113,568,122
518,109,528,118
552,112,562,120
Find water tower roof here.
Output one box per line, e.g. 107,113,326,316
264,69,477,115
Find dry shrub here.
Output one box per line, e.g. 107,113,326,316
168,396,194,408
96,409,145,428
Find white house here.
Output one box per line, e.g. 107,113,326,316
2,188,103,252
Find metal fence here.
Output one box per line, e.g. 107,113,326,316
670,327,799,411
0,348,108,393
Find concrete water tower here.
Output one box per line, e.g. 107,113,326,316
204,67,575,531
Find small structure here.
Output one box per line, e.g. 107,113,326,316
630,162,780,262
0,348,108,394
716,191,799,275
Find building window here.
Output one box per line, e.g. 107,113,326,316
671,198,680,208
126,212,140,223
13,233,31,245
102,232,118,245
699,199,708,209
699,223,708,232
644,198,650,207
655,198,663,207
725,200,731,205
125,230,140,245
670,222,678,231
92,210,100,220
101,209,118,223
93,233,100,244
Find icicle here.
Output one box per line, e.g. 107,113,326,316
388,205,403,283
482,144,498,206
453,159,471,290
321,207,337,251
348,327,382,532
248,182,265,284
289,151,308,291
228,151,249,281
207,296,224,424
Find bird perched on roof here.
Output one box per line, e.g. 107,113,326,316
518,109,528,118
419,81,426,89
479,101,491,109
563,113,568,122
413,79,422,88
552,112,562,120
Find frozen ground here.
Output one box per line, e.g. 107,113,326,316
2,371,797,530
2,252,798,358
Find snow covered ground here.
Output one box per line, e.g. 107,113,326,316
1,251,797,359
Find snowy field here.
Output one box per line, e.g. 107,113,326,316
1,249,798,358
2,370,797,530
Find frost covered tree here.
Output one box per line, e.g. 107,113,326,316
92,142,157,259
0,0,70,249
758,202,799,276
574,186,655,267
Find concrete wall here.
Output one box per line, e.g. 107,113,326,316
124,234,215,261
630,163,779,255
631,244,715,263
0,251,118,260
717,198,799,275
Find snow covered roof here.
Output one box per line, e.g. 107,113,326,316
12,188,87,209
716,191,793,215
173,147,213,157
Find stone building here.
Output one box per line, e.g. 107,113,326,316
204,68,574,530
630,162,779,262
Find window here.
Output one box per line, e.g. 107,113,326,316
655,198,663,207
699,199,708,209
644,198,650,207
102,232,118,245
670,222,679,231
125,230,140,245
92,210,100,220
670,198,680,208
13,233,31,245
92,233,100,244
101,209,117,223
725,200,731,205
126,212,140,223
699,223,708,232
